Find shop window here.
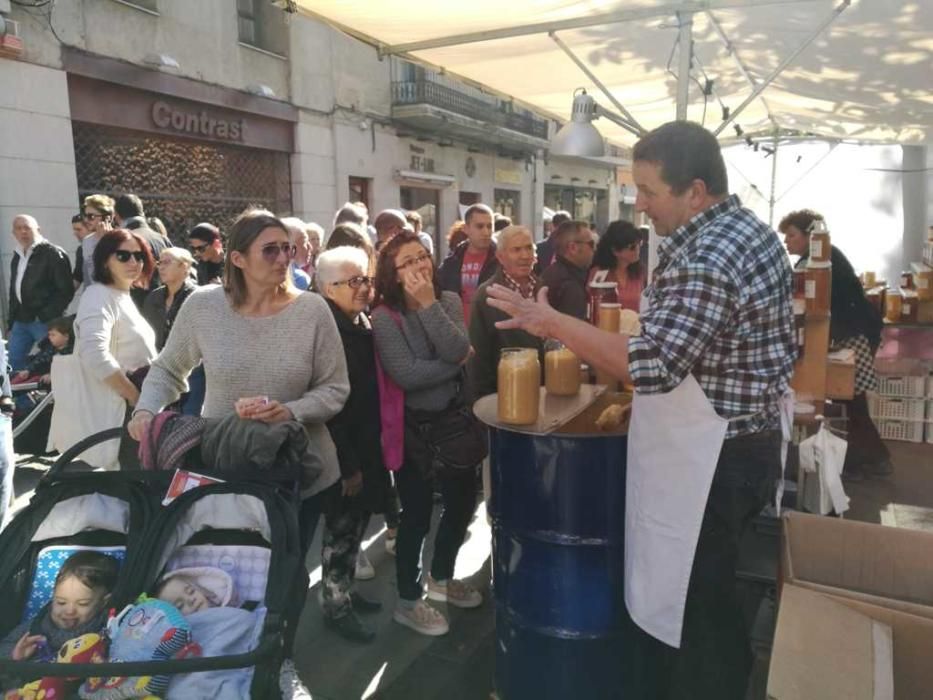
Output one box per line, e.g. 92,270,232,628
72,123,291,244
494,189,520,223
237,0,288,57
348,176,371,212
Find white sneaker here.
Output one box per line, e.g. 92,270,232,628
425,575,483,609
385,534,397,556
393,599,449,636
354,549,375,580
279,658,312,700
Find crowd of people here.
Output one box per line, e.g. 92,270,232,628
1,118,891,699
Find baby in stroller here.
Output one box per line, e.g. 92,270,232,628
0,550,116,662
154,566,239,614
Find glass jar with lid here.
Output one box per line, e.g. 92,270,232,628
544,339,581,396
497,348,541,425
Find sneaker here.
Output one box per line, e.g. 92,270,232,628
324,610,375,643
354,550,375,581
278,658,312,700
425,575,483,609
385,533,397,556
393,600,449,636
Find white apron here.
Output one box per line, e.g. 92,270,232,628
624,373,727,648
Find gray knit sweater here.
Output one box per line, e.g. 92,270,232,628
371,291,471,411
136,286,349,496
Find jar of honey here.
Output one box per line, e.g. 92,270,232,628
901,289,919,323
544,339,581,396
808,219,831,264
497,348,541,425
804,266,831,316
900,271,914,289
862,270,877,287
587,282,617,325
884,289,902,324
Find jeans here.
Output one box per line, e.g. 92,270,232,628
395,461,478,601
181,365,206,416
0,415,14,529
8,321,48,372
625,430,780,700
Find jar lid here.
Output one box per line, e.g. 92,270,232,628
808,219,829,235
588,281,616,289
806,260,832,269
599,302,622,308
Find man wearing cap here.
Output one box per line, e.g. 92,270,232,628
188,223,225,286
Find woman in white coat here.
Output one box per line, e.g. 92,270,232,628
50,229,157,469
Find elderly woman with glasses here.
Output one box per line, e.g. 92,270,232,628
371,231,481,638
315,246,392,643
128,208,349,690
142,247,198,351
50,229,157,469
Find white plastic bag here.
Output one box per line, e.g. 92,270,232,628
798,420,849,516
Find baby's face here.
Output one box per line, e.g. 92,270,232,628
158,578,210,616
51,576,109,630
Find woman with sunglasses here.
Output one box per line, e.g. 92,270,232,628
371,231,481,637
79,194,115,292
128,208,349,694
589,219,646,312
315,246,392,643
51,229,157,469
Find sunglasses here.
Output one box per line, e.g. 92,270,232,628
84,212,105,221
261,242,297,262
395,253,432,272
113,250,146,263
333,275,374,290
190,243,208,254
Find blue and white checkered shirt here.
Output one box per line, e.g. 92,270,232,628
628,195,797,438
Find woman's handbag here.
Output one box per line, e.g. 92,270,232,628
407,396,488,473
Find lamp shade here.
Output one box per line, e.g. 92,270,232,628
550,90,605,157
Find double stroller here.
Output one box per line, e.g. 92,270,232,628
0,429,307,699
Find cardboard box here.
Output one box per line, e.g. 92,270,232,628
781,512,933,619
768,585,894,700
826,356,855,399
769,584,933,699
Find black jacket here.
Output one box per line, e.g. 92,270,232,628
437,241,498,295
541,255,588,320
534,237,556,275
324,298,390,513
125,222,169,309
141,280,198,350
8,240,74,328
797,246,883,349
468,269,544,399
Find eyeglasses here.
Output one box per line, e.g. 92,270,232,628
113,250,146,263
573,239,596,248
156,258,180,267
333,275,374,290
190,243,208,254
260,242,297,262
395,253,432,272
83,212,105,221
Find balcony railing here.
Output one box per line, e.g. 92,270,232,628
392,79,549,140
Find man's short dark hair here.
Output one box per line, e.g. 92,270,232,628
632,121,728,196
464,203,494,224
551,211,572,228
778,209,824,235
493,214,512,232
71,214,84,225
334,202,368,227
114,193,145,220
553,220,590,255
188,222,221,244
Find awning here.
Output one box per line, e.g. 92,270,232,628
296,0,933,146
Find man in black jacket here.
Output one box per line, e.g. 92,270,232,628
540,219,595,320
7,215,74,371
437,203,498,324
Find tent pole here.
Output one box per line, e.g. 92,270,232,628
769,132,779,226
714,0,852,136
549,32,647,135
676,12,692,121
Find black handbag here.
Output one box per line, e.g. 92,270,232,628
407,398,488,473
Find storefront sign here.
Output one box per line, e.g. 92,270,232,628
495,167,522,185
151,101,245,141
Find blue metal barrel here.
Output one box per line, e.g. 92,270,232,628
488,425,627,699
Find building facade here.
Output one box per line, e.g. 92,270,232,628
0,0,624,322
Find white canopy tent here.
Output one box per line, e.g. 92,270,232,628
295,0,933,148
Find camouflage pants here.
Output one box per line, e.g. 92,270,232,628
320,496,370,619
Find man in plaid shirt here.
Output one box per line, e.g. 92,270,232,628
487,121,795,699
